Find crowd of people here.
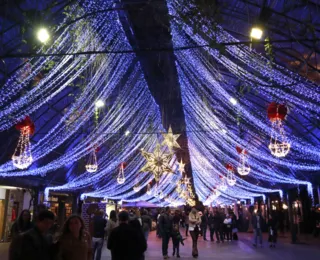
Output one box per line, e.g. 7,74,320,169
7,205,286,260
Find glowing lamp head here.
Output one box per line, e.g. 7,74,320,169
250,27,263,40
95,100,105,108
117,177,126,184
37,28,50,43
85,164,98,173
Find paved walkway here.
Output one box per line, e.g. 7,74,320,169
0,231,319,259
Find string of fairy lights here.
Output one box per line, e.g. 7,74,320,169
0,0,318,206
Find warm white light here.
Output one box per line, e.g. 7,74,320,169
95,100,105,108
229,97,238,105
254,209,258,213
125,130,130,136
85,164,98,173
37,28,50,43
237,200,241,204
282,204,288,210
268,142,291,157
250,27,263,40
117,177,125,184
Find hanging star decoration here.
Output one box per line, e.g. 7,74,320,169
178,160,185,174
162,126,180,151
140,143,173,182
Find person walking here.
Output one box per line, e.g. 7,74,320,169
92,210,107,260
267,214,278,248
9,210,55,260
184,210,190,237
158,206,173,259
207,211,215,242
213,211,224,243
141,209,152,241
189,208,201,258
10,209,33,241
107,211,147,260
172,224,185,258
252,210,264,247
201,209,208,241
106,210,118,238
129,218,148,260
223,214,233,241
57,215,92,260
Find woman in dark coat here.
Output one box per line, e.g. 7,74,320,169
267,214,278,248
11,210,33,240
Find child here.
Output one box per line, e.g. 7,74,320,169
172,224,185,258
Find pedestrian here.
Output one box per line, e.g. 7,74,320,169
9,210,55,260
10,209,33,241
135,209,143,226
57,215,92,260
106,210,118,238
189,207,201,258
213,210,224,243
223,214,233,241
231,213,238,241
173,210,181,226
129,218,148,260
92,210,107,260
172,224,185,258
252,210,264,247
158,206,173,259
107,211,147,260
200,209,208,241
207,211,215,242
156,210,163,238
141,209,152,241
184,210,190,237
267,214,278,248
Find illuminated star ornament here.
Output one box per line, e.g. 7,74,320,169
140,143,173,181
178,160,185,174
162,126,180,151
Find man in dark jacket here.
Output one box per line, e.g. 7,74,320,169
141,210,152,241
201,210,209,240
213,211,224,243
252,210,264,247
92,210,107,260
9,210,55,260
107,210,147,260
207,211,215,241
158,206,173,259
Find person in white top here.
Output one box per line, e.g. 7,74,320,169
223,215,233,241
189,208,201,258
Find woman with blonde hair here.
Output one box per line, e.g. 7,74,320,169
189,208,201,258
57,215,92,260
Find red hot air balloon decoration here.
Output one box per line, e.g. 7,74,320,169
12,117,35,169
267,102,290,157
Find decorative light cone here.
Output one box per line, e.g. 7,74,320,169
219,178,228,191
85,149,98,173
267,103,291,157
146,183,152,195
237,149,251,176
117,163,126,184
12,126,33,169
226,163,237,186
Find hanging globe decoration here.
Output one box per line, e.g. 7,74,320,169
85,147,98,173
226,163,236,186
140,143,173,182
117,162,126,184
12,116,35,169
267,102,291,157
236,146,251,176
219,175,228,191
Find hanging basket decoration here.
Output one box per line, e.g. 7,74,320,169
219,176,228,191
85,148,98,173
140,143,173,182
236,146,251,176
226,163,236,186
267,102,291,157
146,183,152,195
12,117,35,169
133,182,141,192
117,162,126,184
